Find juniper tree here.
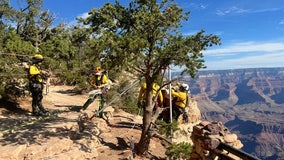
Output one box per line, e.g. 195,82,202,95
79,0,221,155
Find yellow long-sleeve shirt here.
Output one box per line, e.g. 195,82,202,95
138,82,163,103
171,89,187,108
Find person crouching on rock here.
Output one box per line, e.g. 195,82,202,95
171,83,189,121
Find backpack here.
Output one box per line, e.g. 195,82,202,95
185,92,191,108
90,72,108,88
182,92,191,123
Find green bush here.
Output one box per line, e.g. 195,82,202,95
156,120,179,137
165,142,193,160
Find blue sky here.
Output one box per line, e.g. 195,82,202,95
13,0,284,70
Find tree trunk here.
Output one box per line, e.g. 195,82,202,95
135,83,154,155
136,104,153,155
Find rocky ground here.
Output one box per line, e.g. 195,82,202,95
0,85,167,160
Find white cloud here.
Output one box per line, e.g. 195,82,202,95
204,42,284,56
189,3,208,10
216,7,249,16
203,41,284,70
77,12,89,19
216,6,281,16
205,52,284,70
252,8,281,13
63,12,89,26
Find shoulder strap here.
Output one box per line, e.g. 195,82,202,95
94,73,105,86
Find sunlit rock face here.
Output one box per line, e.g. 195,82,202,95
174,67,284,160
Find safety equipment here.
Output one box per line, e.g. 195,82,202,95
33,54,43,60
32,54,44,64
181,83,189,91
91,72,107,87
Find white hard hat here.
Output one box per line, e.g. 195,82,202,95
181,83,189,91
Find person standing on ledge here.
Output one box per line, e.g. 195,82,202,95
28,54,49,116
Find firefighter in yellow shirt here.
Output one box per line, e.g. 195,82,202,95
82,67,109,115
171,83,189,121
28,54,49,116
137,82,163,114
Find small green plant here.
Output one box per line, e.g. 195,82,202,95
165,142,193,160
156,120,179,137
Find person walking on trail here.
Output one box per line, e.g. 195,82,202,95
82,67,109,117
171,83,189,121
137,82,163,114
28,54,49,116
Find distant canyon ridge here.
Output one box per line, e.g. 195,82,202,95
174,67,284,160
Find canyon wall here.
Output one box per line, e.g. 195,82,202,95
174,67,284,160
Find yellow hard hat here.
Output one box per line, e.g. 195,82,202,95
32,54,44,63
33,54,44,60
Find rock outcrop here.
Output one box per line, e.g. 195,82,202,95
172,96,244,160
173,97,201,144
190,121,243,160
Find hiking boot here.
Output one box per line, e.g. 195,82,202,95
41,109,49,114
32,110,49,116
32,111,42,116
40,111,50,116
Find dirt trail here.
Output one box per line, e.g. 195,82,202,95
0,85,166,160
